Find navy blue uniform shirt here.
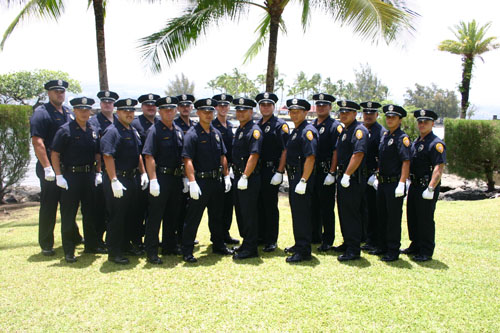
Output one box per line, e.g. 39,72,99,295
174,117,197,135
378,126,411,176
30,102,74,153
232,120,263,169
365,121,386,172
286,120,318,167
132,114,158,146
258,115,289,163
313,117,341,163
142,121,184,168
100,120,141,170
51,120,99,166
336,119,369,169
212,118,234,164
89,112,117,138
182,123,226,172
410,131,446,177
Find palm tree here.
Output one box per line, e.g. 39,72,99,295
139,0,418,92
438,20,499,119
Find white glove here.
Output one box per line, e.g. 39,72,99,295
140,173,149,190
224,175,232,193
188,181,202,200
111,179,127,198
373,178,379,191
340,174,350,188
44,166,55,181
237,175,248,190
229,168,234,180
270,172,283,185
95,172,102,187
182,177,189,193
295,179,307,195
395,181,405,197
323,173,336,186
56,175,68,190
149,178,160,197
422,188,434,200
367,174,376,187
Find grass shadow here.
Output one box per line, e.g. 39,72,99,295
27,246,64,262
413,258,449,270
284,255,321,267
383,258,413,269
0,241,38,251
99,256,141,273
232,256,264,266
337,256,371,268
0,221,39,228
49,254,100,268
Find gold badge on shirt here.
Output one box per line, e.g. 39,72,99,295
306,130,314,141
403,136,410,147
282,124,289,134
355,129,363,140
337,125,343,134
253,129,261,140
435,143,444,153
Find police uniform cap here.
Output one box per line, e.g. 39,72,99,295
414,109,438,121
44,79,68,91
212,93,234,105
70,97,95,109
255,92,278,104
176,94,195,106
97,90,119,102
312,93,336,105
336,100,360,112
360,101,382,112
156,96,179,109
114,98,138,111
138,93,160,105
233,97,257,110
383,104,407,118
194,98,216,111
286,98,311,111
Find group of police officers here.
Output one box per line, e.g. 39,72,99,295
30,79,446,265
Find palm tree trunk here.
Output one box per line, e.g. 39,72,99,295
265,7,282,93
92,0,109,91
459,56,473,119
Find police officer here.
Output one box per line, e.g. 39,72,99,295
89,90,119,247
255,92,289,252
360,101,385,252
142,96,184,265
311,93,341,252
181,98,233,263
283,98,318,263
131,93,160,251
231,97,263,260
404,109,446,262
331,100,368,261
51,97,105,262
101,98,148,264
30,80,82,256
369,105,410,261
211,93,239,245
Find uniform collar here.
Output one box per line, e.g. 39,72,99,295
240,120,254,130
259,114,275,125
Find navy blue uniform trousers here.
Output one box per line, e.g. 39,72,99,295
311,170,336,246
234,174,261,252
337,178,366,256
257,165,280,245
288,173,314,256
376,182,404,256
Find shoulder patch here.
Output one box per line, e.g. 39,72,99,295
435,142,444,153
356,129,363,140
253,129,261,140
403,136,410,147
337,125,343,134
282,123,289,134
306,130,314,141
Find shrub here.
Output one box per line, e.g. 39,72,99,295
377,112,419,142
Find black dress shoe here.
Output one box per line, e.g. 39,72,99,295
194,240,199,245
41,248,55,256
368,248,387,255
361,243,377,251
213,247,234,255
125,246,145,256
147,255,163,265
412,254,432,262
224,236,240,245
317,244,332,252
286,253,312,263
84,247,108,254
263,243,277,252
337,253,361,262
381,254,399,262
284,245,296,254
65,254,77,263
232,245,243,252
400,247,419,255
332,244,347,252
108,256,129,265
183,254,197,263
232,250,258,260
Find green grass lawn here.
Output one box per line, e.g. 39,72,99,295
0,197,499,331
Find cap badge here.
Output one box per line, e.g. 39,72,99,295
126,99,132,106
57,80,62,86
182,94,187,100
292,98,298,105
166,97,171,104
367,102,372,108
389,105,394,111
420,110,426,116
82,97,87,104
221,94,226,100
207,99,212,106
105,91,110,97
264,92,269,98
342,101,346,107
319,94,324,100
239,98,244,105
149,94,153,100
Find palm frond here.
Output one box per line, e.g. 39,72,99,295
300,0,311,32
243,13,270,63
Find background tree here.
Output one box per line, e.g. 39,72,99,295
321,78,355,100
438,20,499,119
139,0,418,92
0,69,81,107
351,63,389,102
165,73,195,96
206,68,259,97
404,83,459,120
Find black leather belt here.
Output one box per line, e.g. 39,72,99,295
410,174,430,187
157,166,183,177
195,169,221,179
63,163,95,173
377,174,400,184
116,168,137,179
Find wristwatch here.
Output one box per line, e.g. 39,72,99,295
111,178,118,183
300,178,306,183
241,174,248,180
428,186,434,192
